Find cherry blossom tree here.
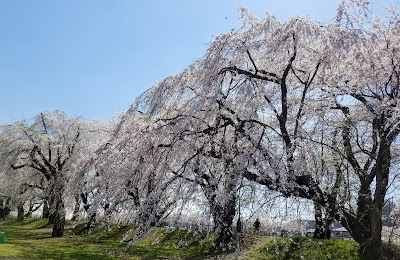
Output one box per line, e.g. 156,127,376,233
0,127,46,221
72,114,184,235
318,2,400,257
67,119,117,225
116,1,399,258
125,3,335,242
82,99,244,246
0,111,87,237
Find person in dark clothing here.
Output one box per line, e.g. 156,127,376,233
253,218,261,233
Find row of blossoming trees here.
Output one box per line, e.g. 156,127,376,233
0,1,399,259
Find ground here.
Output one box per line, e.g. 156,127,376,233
0,217,366,259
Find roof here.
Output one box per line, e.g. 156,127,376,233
332,227,348,232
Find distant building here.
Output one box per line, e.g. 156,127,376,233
331,227,351,238
306,228,315,237
303,221,351,239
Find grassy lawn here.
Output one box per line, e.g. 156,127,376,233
0,217,218,259
0,217,119,259
2,217,387,260
244,236,360,260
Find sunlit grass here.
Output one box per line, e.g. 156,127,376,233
0,217,118,259
2,217,384,259
0,217,218,259
246,237,359,260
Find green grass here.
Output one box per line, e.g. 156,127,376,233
0,217,219,259
0,217,117,260
4,217,392,260
246,237,359,260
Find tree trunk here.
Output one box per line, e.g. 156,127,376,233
203,178,237,248
71,195,80,221
359,143,390,260
25,199,34,218
0,197,4,219
0,197,10,219
236,217,242,233
48,213,56,224
85,212,96,230
338,185,375,260
42,199,50,219
25,209,32,218
17,203,24,222
51,196,65,237
4,198,11,217
47,175,66,237
313,203,332,239
48,198,56,224
337,142,391,260
134,195,166,230
212,201,236,247
354,201,384,260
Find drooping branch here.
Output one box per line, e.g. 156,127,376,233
220,66,281,84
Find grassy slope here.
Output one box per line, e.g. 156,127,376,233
0,217,217,260
243,237,359,260
0,217,380,260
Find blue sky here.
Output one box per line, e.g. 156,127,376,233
0,0,395,124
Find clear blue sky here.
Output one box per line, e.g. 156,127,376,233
0,0,396,124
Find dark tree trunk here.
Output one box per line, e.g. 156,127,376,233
338,186,377,260
127,200,167,243
336,142,391,260
25,199,34,218
4,198,11,218
48,213,56,224
52,214,65,237
236,217,242,233
80,192,97,230
313,203,332,239
25,207,32,218
0,197,11,219
71,195,80,221
51,196,65,237
85,212,96,230
17,203,24,222
0,197,4,219
135,198,165,229
212,201,236,247
47,198,56,224
42,199,50,219
360,143,390,260
47,175,66,237
149,208,167,227
203,176,237,248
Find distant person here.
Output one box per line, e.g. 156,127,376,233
253,218,261,233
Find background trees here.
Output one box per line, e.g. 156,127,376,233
0,111,87,237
